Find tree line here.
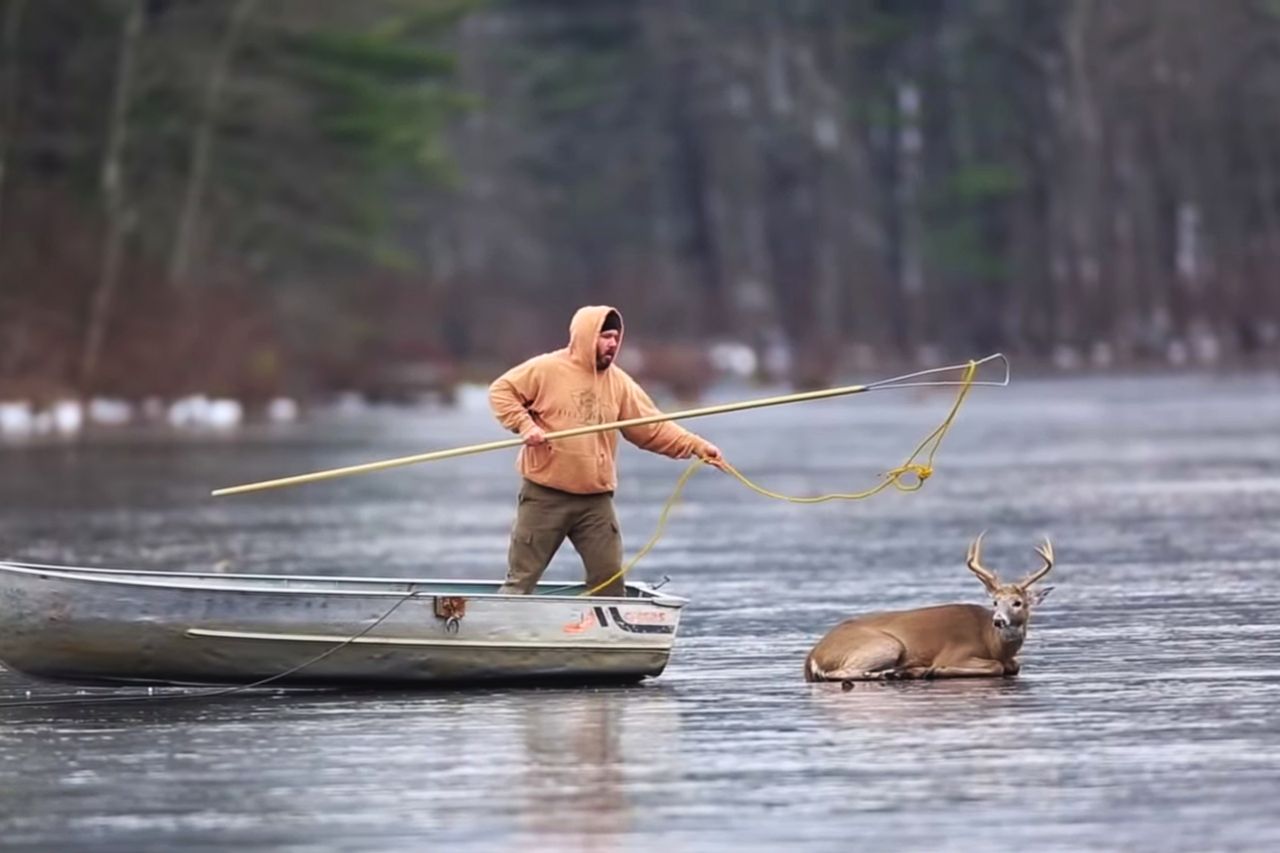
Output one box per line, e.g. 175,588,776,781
2,0,1277,404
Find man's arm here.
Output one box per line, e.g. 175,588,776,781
617,371,723,466
489,357,545,438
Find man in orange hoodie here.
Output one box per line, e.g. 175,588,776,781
489,305,725,596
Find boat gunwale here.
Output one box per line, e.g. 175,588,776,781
0,560,689,606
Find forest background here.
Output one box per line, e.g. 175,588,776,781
2,0,1277,410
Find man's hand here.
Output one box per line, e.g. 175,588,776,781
522,426,548,447
700,443,728,471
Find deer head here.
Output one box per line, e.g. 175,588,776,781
966,533,1055,639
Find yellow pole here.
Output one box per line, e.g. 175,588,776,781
211,381,870,497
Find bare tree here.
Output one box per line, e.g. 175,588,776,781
167,0,261,289
0,0,26,243
80,0,143,393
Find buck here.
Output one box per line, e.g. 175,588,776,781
805,534,1054,682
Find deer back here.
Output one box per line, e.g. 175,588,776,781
815,603,1000,666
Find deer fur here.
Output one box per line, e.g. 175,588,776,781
805,534,1054,683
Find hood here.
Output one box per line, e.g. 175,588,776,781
566,305,624,370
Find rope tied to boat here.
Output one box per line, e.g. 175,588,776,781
578,360,979,596
0,589,425,709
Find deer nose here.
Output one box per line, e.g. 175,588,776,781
992,614,1009,629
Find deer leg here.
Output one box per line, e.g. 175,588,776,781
921,658,1009,679
807,632,905,682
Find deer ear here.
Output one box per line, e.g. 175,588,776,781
1029,585,1054,606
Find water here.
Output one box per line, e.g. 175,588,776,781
2,373,1279,852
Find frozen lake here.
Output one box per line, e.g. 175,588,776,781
3,371,1280,851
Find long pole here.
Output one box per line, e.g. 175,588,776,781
211,354,1006,497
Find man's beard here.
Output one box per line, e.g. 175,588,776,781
596,353,614,370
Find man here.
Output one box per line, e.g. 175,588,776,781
489,305,725,596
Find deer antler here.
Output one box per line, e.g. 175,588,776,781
1019,539,1054,589
966,531,1000,591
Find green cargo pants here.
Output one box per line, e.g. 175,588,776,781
499,479,624,596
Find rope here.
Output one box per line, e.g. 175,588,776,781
578,360,978,596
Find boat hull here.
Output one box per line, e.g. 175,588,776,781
0,562,687,688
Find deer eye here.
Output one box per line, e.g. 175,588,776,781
1013,600,1023,608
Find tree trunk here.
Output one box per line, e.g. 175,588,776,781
167,0,260,289
80,0,143,393
1062,0,1105,361
893,78,927,359
0,0,27,244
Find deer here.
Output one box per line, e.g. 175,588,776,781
804,534,1054,683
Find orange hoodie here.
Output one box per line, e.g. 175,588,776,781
489,305,714,495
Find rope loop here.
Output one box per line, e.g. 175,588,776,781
887,463,932,490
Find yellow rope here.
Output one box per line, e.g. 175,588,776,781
581,360,978,596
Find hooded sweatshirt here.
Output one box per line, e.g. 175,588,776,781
489,305,714,495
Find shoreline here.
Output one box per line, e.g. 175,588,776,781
3,364,1278,444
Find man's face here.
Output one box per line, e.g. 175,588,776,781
596,329,620,370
